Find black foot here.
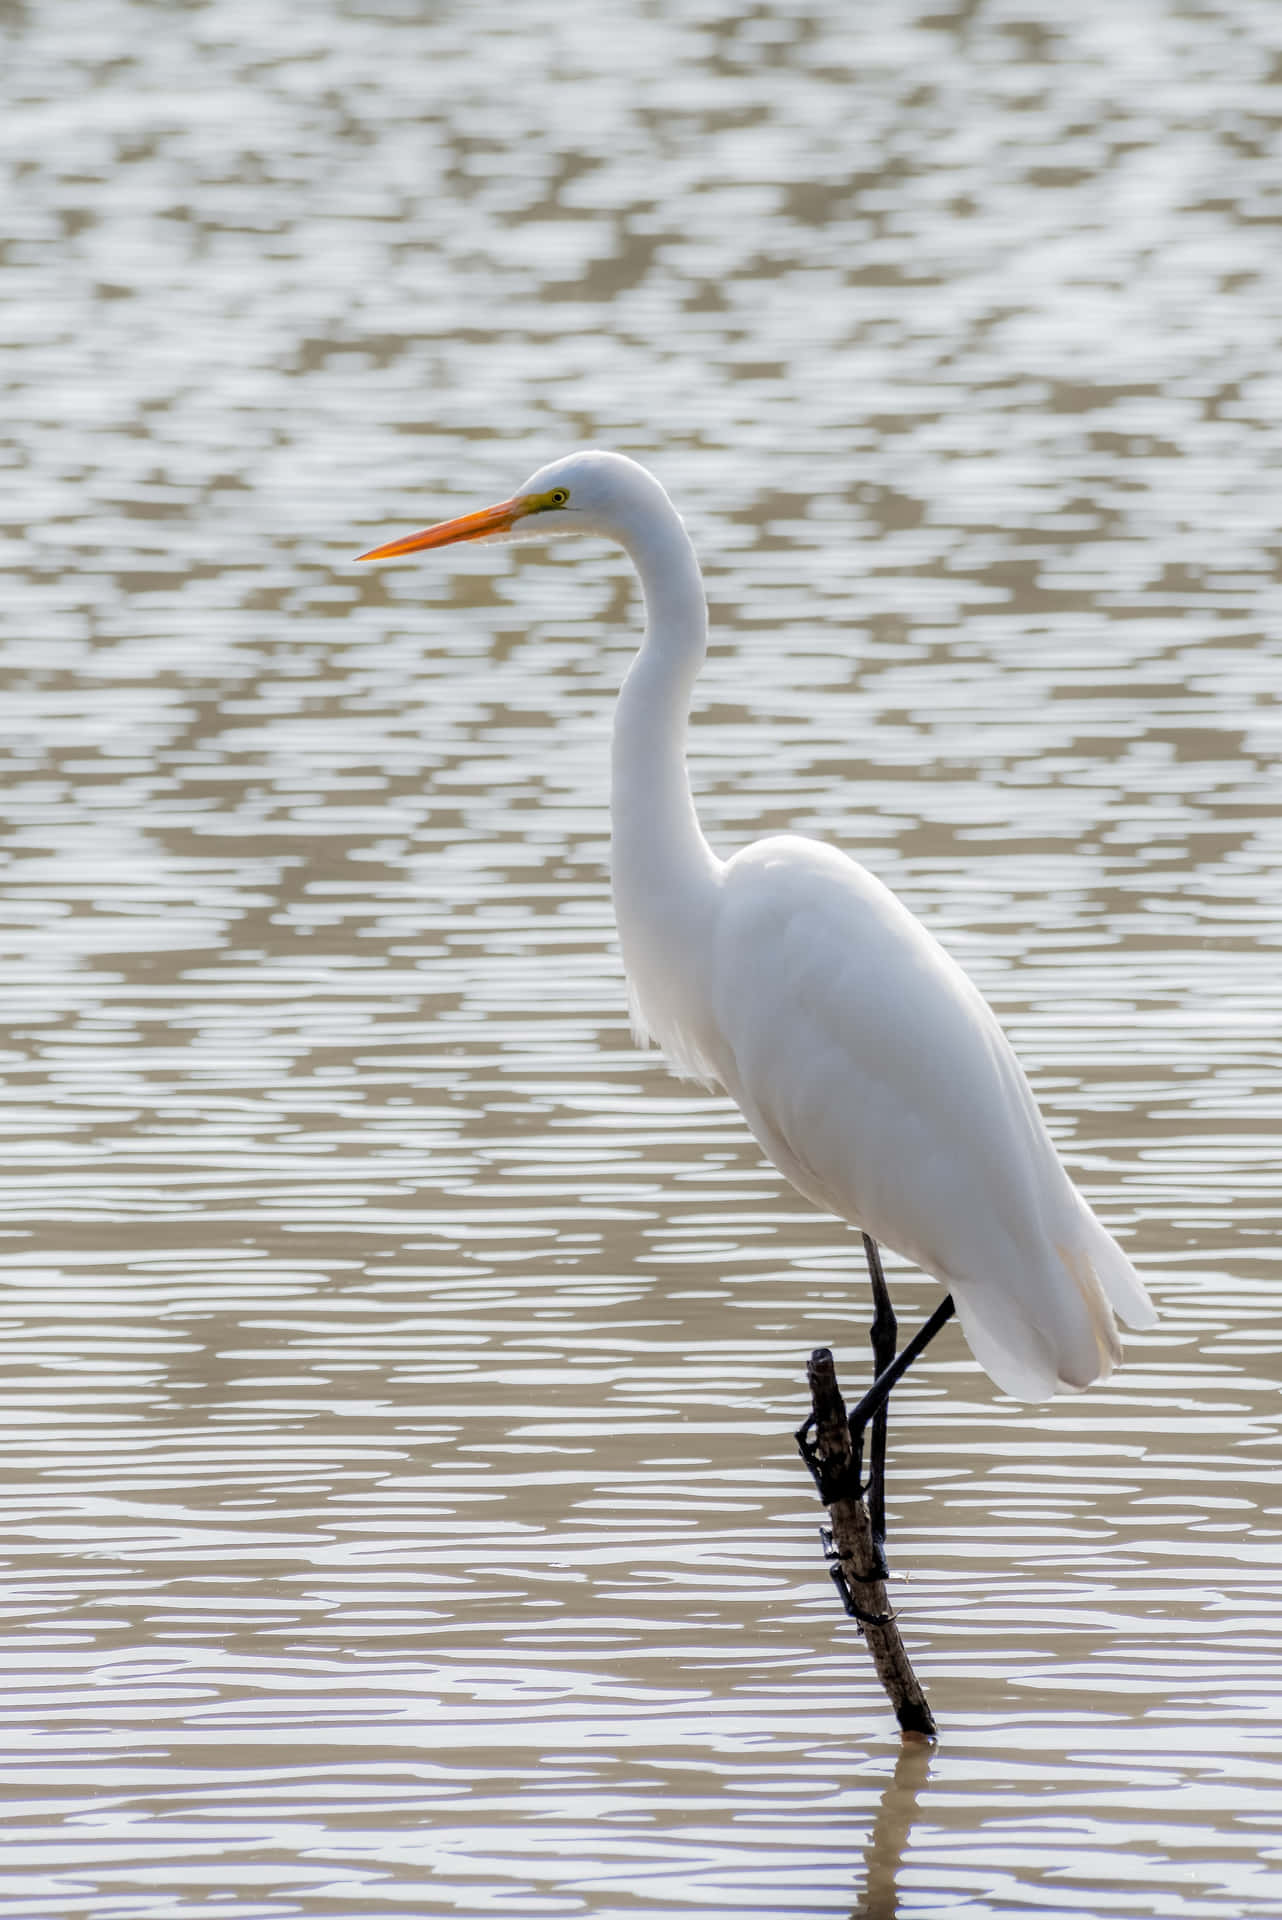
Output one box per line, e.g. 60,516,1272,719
821,1525,895,1630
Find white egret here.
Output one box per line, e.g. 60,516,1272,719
358,451,1156,1530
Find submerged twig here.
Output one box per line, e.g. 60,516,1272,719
796,1345,937,1741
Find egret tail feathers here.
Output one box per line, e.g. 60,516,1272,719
1074,1203,1159,1331
951,1287,1062,1402
951,1232,1153,1402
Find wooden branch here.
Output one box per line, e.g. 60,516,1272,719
796,1345,937,1742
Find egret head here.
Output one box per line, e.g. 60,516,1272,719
356,450,673,562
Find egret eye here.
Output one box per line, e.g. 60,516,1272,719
548,488,569,506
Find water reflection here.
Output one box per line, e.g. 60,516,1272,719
854,1743,933,1920
2,0,1282,1914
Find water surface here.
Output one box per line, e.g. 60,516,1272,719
2,1,1281,1914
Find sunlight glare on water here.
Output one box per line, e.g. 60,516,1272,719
2,0,1282,1915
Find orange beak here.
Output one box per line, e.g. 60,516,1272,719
356,495,527,562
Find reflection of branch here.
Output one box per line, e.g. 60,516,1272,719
854,1742,934,1920
796,1347,936,1739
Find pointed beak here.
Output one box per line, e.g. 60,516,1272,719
356,495,527,562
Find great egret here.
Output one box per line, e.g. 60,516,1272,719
358,451,1157,1529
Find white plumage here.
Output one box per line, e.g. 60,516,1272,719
359,449,1157,1403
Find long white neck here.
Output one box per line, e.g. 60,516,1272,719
608,490,724,1072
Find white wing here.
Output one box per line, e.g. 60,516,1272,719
698,835,1155,1400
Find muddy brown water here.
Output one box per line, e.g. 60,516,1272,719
2,2,1281,1914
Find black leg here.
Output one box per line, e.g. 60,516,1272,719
862,1233,897,1547
849,1292,957,1484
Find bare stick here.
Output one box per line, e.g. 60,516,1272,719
796,1346,937,1742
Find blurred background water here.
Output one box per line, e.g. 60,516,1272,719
2,0,1282,1915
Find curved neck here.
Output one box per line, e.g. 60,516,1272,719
610,498,722,958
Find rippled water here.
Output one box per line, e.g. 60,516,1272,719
3,1,1282,1914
